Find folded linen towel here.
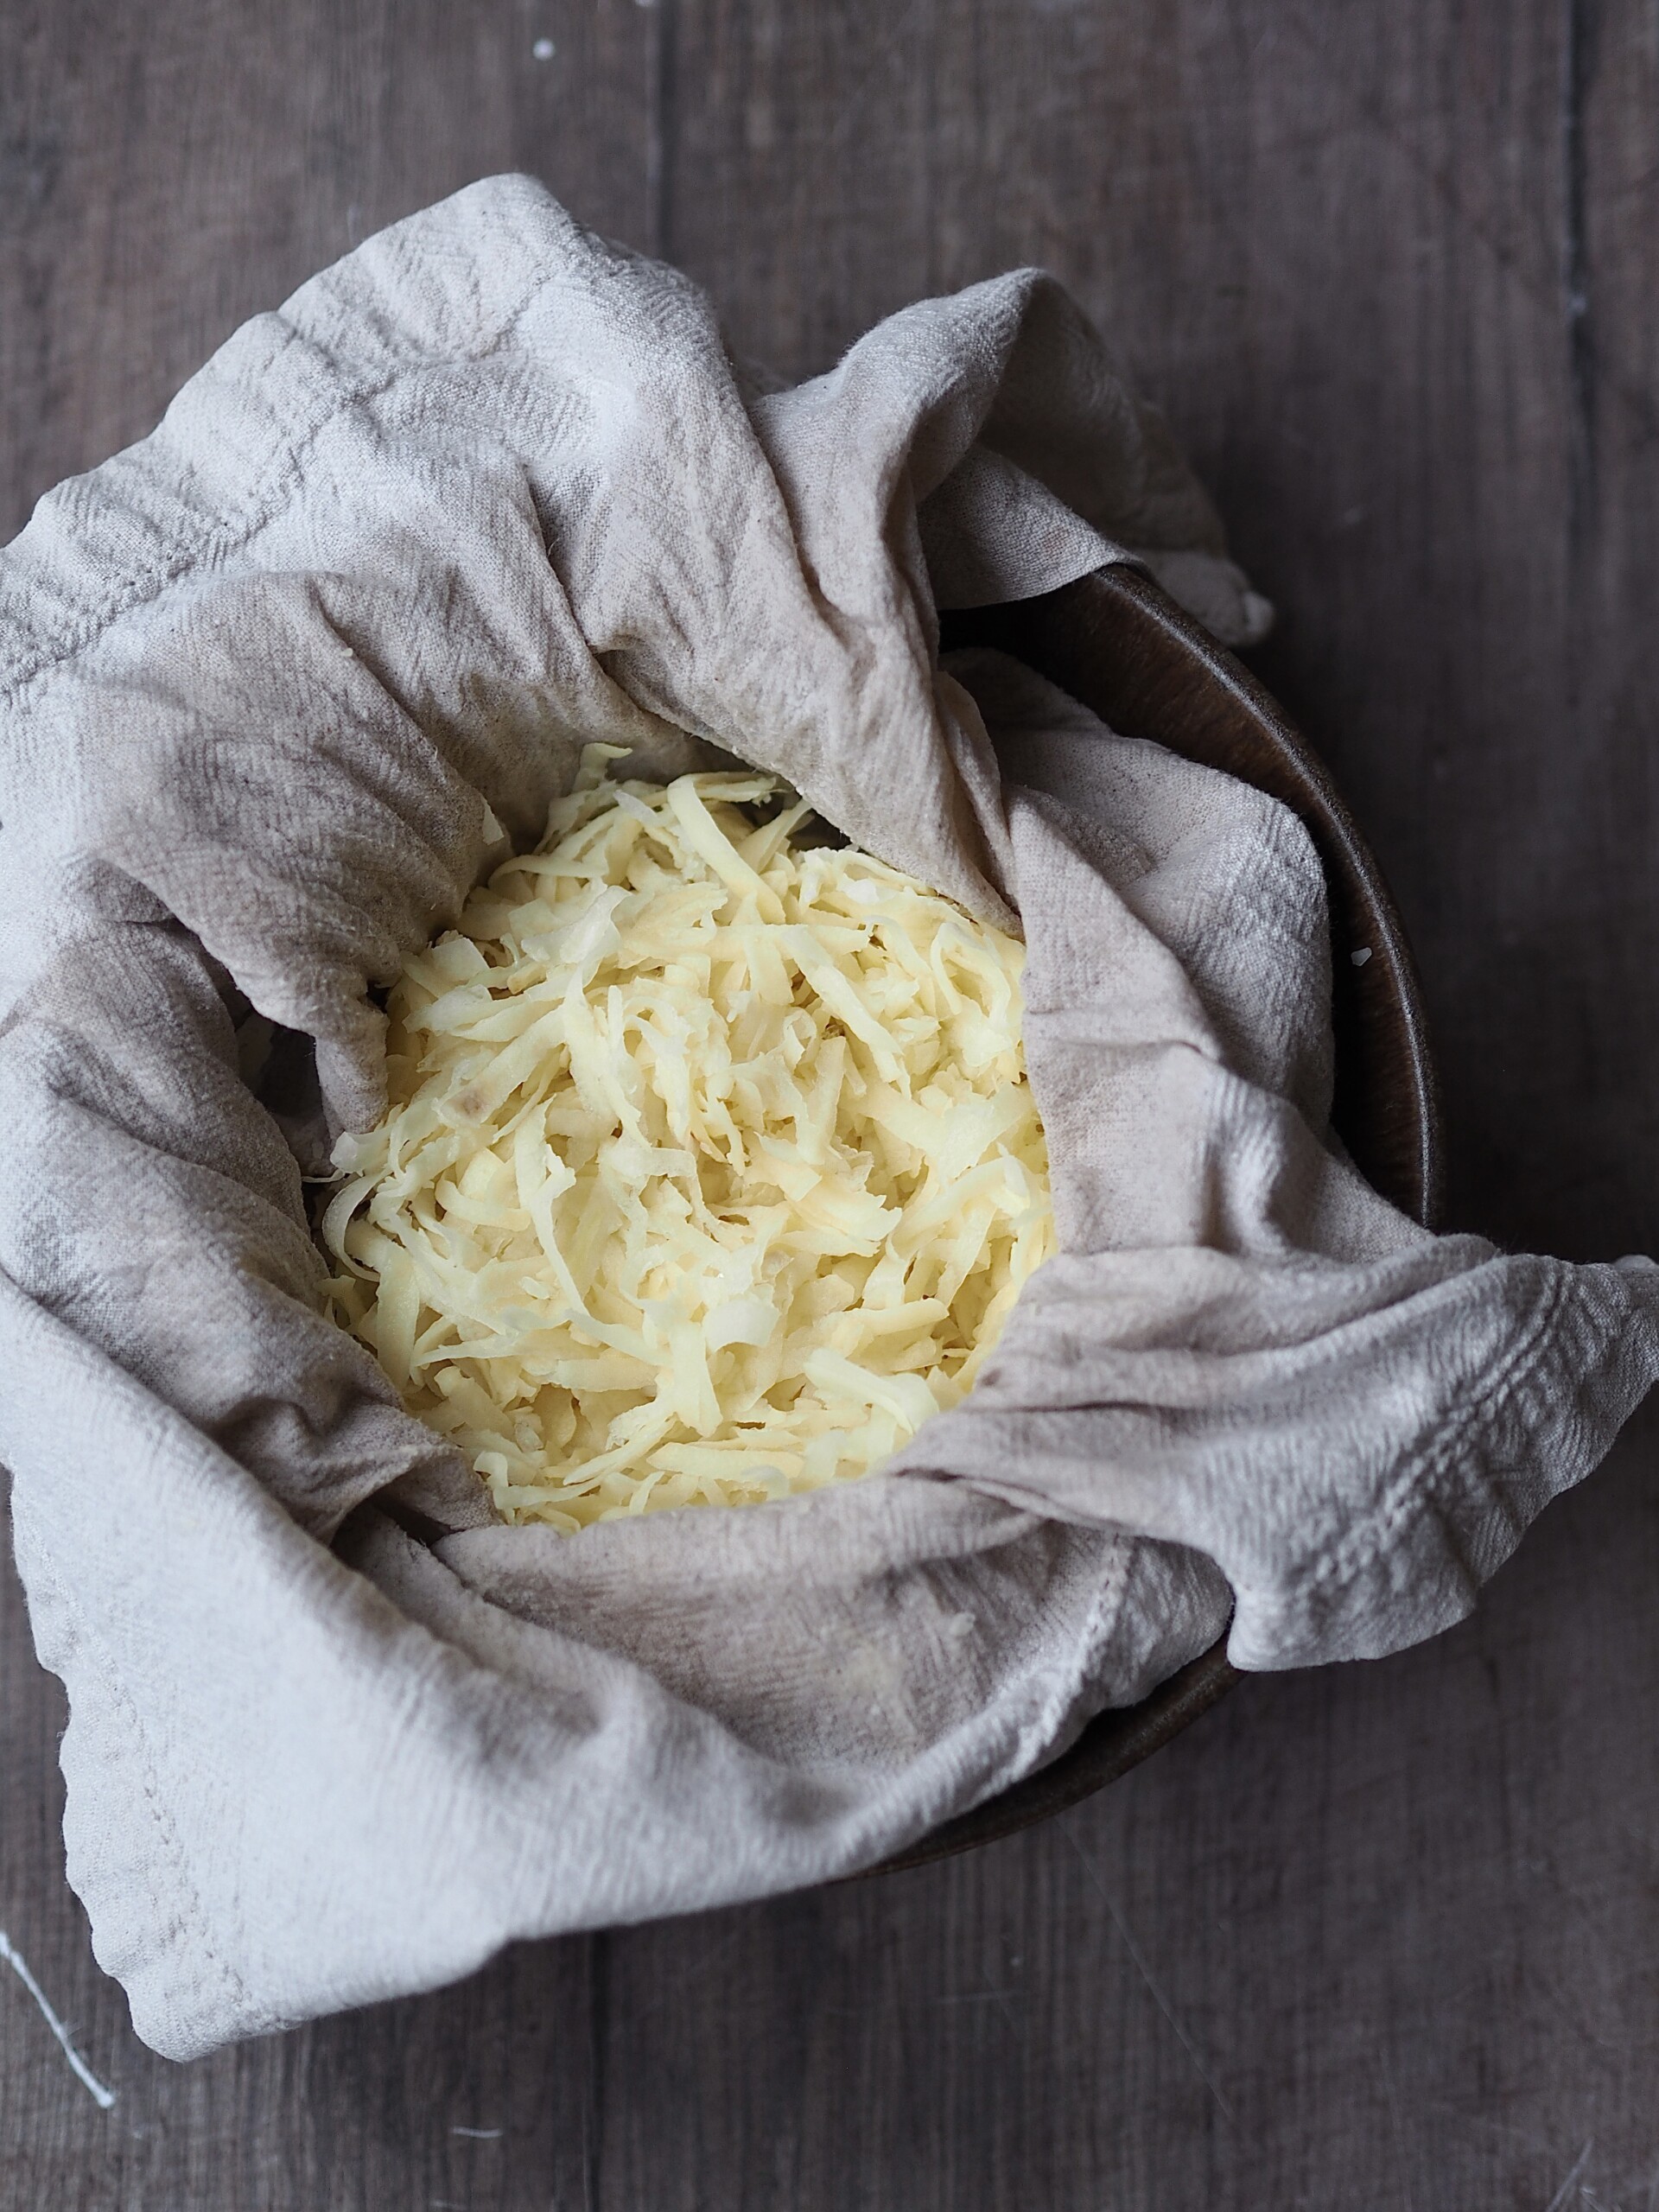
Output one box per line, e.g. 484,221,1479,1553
2,175,1652,2060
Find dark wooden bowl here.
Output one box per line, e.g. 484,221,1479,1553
868,564,1443,1876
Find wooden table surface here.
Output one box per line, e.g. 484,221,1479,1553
5,3,1659,2205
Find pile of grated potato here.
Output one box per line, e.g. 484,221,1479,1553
321,745,1054,1531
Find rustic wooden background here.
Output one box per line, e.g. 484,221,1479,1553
5,2,1659,2204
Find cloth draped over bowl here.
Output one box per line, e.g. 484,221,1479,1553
1,176,1654,2062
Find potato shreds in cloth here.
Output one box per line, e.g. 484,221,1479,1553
320,745,1055,1531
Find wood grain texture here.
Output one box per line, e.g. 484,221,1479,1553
6,2,1659,2206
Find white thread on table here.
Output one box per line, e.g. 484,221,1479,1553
0,1928,118,2109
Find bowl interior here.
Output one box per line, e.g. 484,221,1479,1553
868,563,1442,1876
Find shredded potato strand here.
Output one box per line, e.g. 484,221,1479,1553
321,748,1055,1531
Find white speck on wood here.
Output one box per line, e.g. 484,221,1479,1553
1351,946,1373,966
0,1929,118,2110
532,36,555,59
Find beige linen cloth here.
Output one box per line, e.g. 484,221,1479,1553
2,176,1656,2062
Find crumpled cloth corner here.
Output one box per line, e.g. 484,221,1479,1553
1,175,1654,2060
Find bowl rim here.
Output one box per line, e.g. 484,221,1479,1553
863,563,1442,1876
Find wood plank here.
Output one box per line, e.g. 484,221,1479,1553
6,0,1659,2205
1,3,639,2204
0,0,656,542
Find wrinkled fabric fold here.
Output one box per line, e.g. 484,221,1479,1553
1,175,1652,2059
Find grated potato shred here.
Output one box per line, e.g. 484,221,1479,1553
320,747,1055,1530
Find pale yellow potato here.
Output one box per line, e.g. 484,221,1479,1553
321,746,1054,1531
